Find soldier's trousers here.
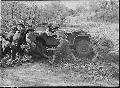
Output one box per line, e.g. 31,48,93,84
2,45,12,58
0,41,2,60
12,45,24,59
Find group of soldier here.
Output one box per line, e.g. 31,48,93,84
0,24,28,60
0,22,75,65
0,23,53,63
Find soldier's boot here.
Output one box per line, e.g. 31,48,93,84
70,53,76,61
48,55,56,64
49,55,56,64
92,52,99,62
17,55,23,65
28,55,34,63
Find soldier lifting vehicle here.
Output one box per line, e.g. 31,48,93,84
0,22,118,68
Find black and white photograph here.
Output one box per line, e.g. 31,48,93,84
0,0,119,87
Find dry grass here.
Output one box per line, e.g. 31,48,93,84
0,62,119,87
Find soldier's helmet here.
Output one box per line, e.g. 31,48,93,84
11,25,18,31
48,23,58,33
17,23,25,28
42,22,48,26
27,24,35,32
17,23,26,32
56,30,66,39
48,23,53,28
48,23,53,26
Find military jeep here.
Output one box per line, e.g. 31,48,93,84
65,30,95,60
35,28,96,61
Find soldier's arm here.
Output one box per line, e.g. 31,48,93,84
2,35,10,42
55,39,68,54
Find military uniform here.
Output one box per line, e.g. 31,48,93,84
12,31,21,43
7,31,15,43
0,30,10,58
0,32,12,60
26,31,51,62
0,32,2,59
11,30,21,59
6,26,17,43
11,24,26,60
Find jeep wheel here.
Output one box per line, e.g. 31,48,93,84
76,40,92,56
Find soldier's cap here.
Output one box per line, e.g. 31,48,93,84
42,23,48,25
11,25,16,28
17,23,25,28
27,28,34,32
48,23,53,26
11,26,18,31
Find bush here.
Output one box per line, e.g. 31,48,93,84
89,0,119,23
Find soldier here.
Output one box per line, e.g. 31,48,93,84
6,25,18,43
48,23,53,31
47,23,60,36
26,26,35,44
0,30,3,60
0,30,12,58
11,23,26,60
17,23,27,44
35,37,51,59
51,31,76,64
12,30,22,60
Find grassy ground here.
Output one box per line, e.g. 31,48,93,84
0,62,119,87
